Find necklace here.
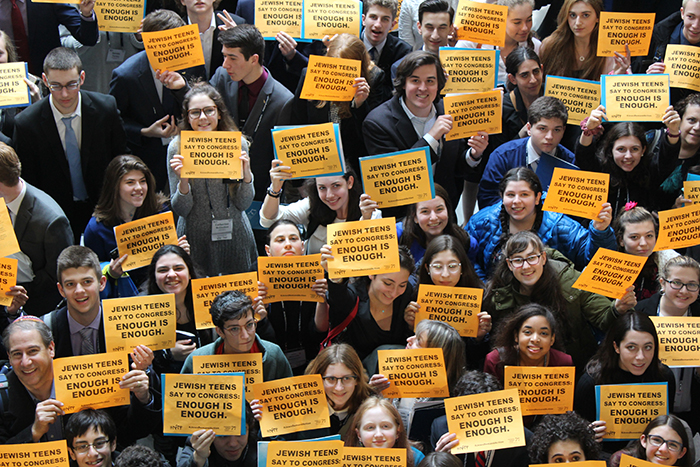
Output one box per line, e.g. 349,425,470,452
579,55,585,61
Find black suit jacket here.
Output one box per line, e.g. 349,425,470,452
110,51,180,190
14,183,74,316
363,95,471,209
372,33,412,97
12,91,128,236
44,306,107,359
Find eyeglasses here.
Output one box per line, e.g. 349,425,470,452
223,320,257,336
73,439,110,453
322,375,358,386
429,263,461,273
663,278,700,292
187,106,218,119
647,434,683,453
507,254,542,268
47,81,80,92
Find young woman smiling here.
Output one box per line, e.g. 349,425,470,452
609,415,694,467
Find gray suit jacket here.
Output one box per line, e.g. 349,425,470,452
14,182,74,315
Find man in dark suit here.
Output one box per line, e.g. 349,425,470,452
362,0,411,100
363,51,488,210
110,11,185,191
0,0,99,75
0,143,74,316
13,47,128,241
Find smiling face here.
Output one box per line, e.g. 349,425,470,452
43,67,85,115
508,59,542,101
527,117,565,155
69,427,116,467
418,11,452,54
8,329,55,399
323,363,357,410
426,250,462,287
213,432,249,462
506,3,533,44
414,196,449,240
58,267,107,326
155,253,191,301
612,136,645,172
682,1,700,45
516,315,554,366
567,1,598,39
266,224,304,257
403,64,439,117
368,269,411,308
118,170,147,213
614,330,655,376
641,425,687,465
363,5,395,47
357,406,400,449
507,244,546,295
187,94,219,132
660,266,700,315
680,104,700,149
547,439,586,463
620,220,656,257
316,176,353,218
502,180,542,226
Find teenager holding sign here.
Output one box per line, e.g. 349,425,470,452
484,231,635,373
609,415,694,467
167,83,256,278
467,168,617,280
528,412,601,463
574,312,676,444
501,48,543,144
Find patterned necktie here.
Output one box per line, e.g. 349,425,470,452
79,328,95,355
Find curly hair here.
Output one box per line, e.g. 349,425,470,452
529,412,601,463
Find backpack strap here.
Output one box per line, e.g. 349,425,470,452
320,297,359,350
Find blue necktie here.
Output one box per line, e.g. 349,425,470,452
62,116,88,201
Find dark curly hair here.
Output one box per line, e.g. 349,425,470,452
529,412,601,464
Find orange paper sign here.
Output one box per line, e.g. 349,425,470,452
359,148,434,208
572,248,646,299
142,24,205,72
597,12,654,57
664,45,700,92
544,75,601,125
655,203,700,251
95,0,145,33
114,212,178,271
378,348,450,398
258,254,324,303
601,74,670,122
443,90,502,140
0,62,31,108
650,316,700,367
266,441,344,467
597,383,667,440
542,168,609,219
415,285,482,337
301,0,361,39
192,353,262,401
327,218,400,279
256,0,302,38
300,55,361,102
272,123,344,179
103,294,177,352
180,131,243,179
454,1,508,47
0,198,20,258
343,448,406,467
503,366,575,416
0,257,18,307
191,272,258,329
0,441,71,467
439,48,499,94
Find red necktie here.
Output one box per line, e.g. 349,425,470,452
475,451,486,467
10,0,30,66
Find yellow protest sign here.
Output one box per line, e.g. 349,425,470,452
0,257,17,307
544,76,601,125
655,203,700,250
597,383,667,440
532,462,607,467
180,131,243,179
272,123,344,179
664,45,700,92
327,218,400,279
0,441,71,467
300,55,361,102
103,294,176,352
301,0,361,39
258,254,324,303
94,0,145,33
114,212,178,271
0,63,30,109
163,373,245,435
142,24,205,72
0,198,20,258
343,448,406,467
439,48,499,94
191,272,258,330
266,441,344,467
597,12,654,57
542,168,609,219
444,388,525,454
256,0,302,38
601,74,670,122
377,348,450,398
503,366,575,416
650,316,700,367
454,1,508,47
619,454,658,467
415,285,481,337
192,353,262,401
359,148,434,209
253,375,330,436
53,353,130,413
443,90,502,140
572,248,646,299
683,180,700,202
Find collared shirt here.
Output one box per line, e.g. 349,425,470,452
239,67,268,114
361,30,387,59
49,92,83,152
188,13,217,76
0,0,28,44
399,96,439,153
67,307,102,356
5,178,26,226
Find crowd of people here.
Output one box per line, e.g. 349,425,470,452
2,0,700,464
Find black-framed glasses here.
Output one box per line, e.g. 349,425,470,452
47,81,80,92
73,438,110,453
223,320,257,336
187,106,218,119
322,375,358,386
507,254,542,268
647,434,683,453
663,278,700,292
